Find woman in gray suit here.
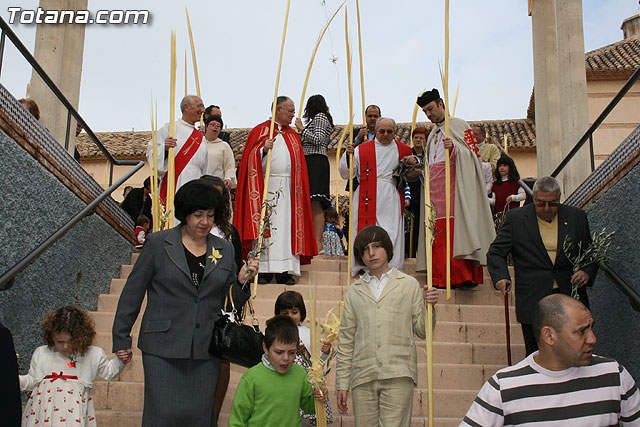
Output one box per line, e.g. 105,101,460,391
112,180,258,426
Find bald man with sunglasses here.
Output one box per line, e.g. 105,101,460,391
487,176,598,355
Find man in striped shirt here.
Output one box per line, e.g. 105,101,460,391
461,294,640,426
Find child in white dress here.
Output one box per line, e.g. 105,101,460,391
19,306,128,427
275,291,333,426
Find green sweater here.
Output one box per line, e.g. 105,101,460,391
228,362,316,427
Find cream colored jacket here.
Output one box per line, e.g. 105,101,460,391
336,269,436,390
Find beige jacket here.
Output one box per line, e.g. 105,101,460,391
335,269,436,391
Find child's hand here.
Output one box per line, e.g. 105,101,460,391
337,390,349,412
313,386,328,402
321,341,331,355
116,349,133,364
424,287,439,305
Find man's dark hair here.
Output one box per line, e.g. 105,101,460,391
264,315,299,348
365,105,381,116
274,291,307,322
531,294,588,342
143,177,151,190
205,114,224,129
204,105,220,117
353,225,393,266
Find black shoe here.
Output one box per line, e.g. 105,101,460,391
257,273,274,284
275,272,295,285
459,281,478,290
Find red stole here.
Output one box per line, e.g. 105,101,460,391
233,120,317,264
159,127,204,204
357,139,413,232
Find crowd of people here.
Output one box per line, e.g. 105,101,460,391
7,91,639,426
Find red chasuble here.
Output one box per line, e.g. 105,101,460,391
233,120,317,264
158,128,204,205
357,139,413,232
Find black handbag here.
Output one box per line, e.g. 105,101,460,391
210,287,264,368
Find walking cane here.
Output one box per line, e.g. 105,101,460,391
504,291,512,366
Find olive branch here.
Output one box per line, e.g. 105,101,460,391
562,228,620,299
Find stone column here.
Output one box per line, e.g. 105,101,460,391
530,0,563,182
556,0,590,197
28,0,87,156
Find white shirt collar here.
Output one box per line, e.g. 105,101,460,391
361,268,393,300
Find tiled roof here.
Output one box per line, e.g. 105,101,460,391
76,118,536,159
527,37,640,121
585,36,640,80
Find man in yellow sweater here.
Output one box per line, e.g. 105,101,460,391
487,176,598,355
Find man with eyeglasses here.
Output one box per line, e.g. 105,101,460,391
339,117,415,275
234,96,317,285
148,95,209,209
487,176,598,355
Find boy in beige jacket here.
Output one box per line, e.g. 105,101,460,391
336,225,439,426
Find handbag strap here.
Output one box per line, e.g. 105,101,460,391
226,285,261,331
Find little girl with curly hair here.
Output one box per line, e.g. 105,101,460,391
20,305,128,426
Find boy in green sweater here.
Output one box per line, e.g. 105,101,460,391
229,315,327,427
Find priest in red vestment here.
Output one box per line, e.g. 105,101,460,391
339,117,417,276
234,96,317,284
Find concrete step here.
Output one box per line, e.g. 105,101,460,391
94,380,477,417
95,410,463,427
90,303,518,335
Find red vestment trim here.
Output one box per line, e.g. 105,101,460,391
159,127,204,204
357,140,413,232
233,120,317,264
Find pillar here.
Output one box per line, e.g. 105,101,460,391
531,0,563,183
28,0,87,156
555,0,590,197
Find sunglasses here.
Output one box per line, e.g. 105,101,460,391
535,200,559,208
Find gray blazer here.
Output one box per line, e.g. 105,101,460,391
112,226,249,359
487,204,598,324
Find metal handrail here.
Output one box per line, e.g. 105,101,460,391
0,17,147,290
0,16,139,183
0,162,144,290
600,264,640,313
547,65,640,315
551,66,640,178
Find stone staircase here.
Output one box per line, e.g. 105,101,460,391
90,253,525,426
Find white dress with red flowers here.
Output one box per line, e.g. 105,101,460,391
22,351,96,426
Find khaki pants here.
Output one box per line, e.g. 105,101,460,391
352,377,414,427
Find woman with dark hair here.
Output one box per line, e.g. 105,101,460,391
295,94,334,253
112,179,258,427
491,154,524,216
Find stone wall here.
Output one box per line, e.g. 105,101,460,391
586,162,640,381
0,130,132,372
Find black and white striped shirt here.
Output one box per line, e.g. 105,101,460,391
461,352,640,426
300,112,333,157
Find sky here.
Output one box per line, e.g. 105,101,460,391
0,0,636,132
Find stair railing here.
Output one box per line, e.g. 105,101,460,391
0,17,145,290
550,66,640,178
547,65,640,314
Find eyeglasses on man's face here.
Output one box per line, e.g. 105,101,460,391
534,200,559,208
